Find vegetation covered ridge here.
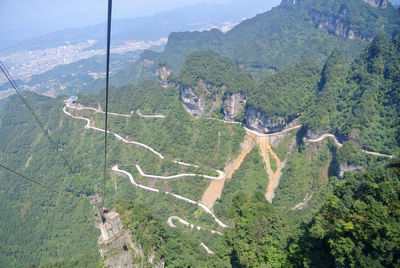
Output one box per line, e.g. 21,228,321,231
64,101,225,178
64,100,230,229
138,0,399,82
302,34,400,155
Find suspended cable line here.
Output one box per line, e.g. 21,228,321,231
0,163,74,199
0,1,114,217
0,61,75,174
104,0,113,186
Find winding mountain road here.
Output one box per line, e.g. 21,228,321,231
64,103,226,176
167,216,223,235
291,193,313,211
66,101,394,236
244,125,302,137
201,121,302,206
63,102,229,229
305,134,395,159
113,165,227,255
70,103,165,118
64,106,225,179
63,105,165,159
201,243,215,255
172,112,395,207
112,165,229,228
136,164,225,180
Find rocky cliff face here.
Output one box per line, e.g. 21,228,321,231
179,83,304,134
180,86,206,117
269,119,301,147
309,11,358,40
337,162,364,179
245,106,290,134
180,81,223,117
223,92,247,121
96,212,135,268
98,229,135,268
289,0,388,8
362,0,388,8
157,65,171,87
290,0,387,41
96,212,165,268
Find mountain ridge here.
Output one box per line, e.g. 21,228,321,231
135,0,399,83
0,1,399,267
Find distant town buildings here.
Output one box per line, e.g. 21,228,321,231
0,38,168,84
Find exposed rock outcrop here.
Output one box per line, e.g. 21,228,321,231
268,120,300,147
289,0,388,9
362,0,388,8
179,81,223,117
337,162,364,179
309,10,372,41
310,11,352,39
245,106,293,134
223,92,247,122
269,132,289,148
300,0,388,41
95,212,135,268
180,86,206,117
95,211,165,268
157,64,171,87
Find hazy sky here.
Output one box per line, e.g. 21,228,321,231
1,0,230,30
2,0,398,36
1,0,398,46
0,0,235,46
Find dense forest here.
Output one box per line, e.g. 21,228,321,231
303,34,400,155
170,51,256,95
139,0,399,81
247,57,320,119
0,0,399,267
116,160,400,267
170,34,400,155
0,82,244,266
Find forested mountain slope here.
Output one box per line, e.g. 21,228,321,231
0,1,399,267
0,93,99,266
303,34,400,154
169,51,255,118
247,57,320,119
168,33,400,155
1,38,398,268
35,0,399,96
0,82,245,267
290,160,400,267
132,0,400,83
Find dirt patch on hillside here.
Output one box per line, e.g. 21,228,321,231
253,135,282,203
201,129,284,208
201,131,254,208
244,131,283,203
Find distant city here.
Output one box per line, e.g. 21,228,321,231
0,20,237,88
0,38,167,84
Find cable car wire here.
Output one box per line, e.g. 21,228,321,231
104,0,113,186
0,163,74,199
0,61,75,174
0,2,114,208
